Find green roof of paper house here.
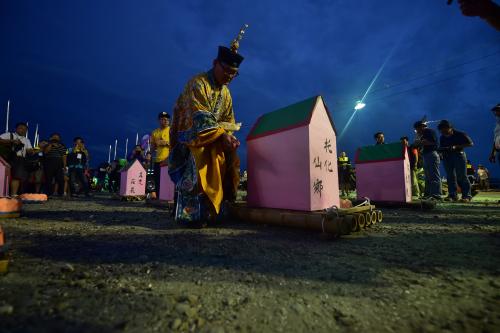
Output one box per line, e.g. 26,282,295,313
355,142,406,164
247,96,336,140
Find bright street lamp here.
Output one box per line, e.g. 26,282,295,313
354,101,366,110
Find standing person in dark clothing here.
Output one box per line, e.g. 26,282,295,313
27,139,48,193
67,137,90,197
438,120,474,202
97,162,109,191
107,160,120,193
143,151,156,197
127,145,145,163
43,133,67,196
374,132,385,145
414,121,442,200
401,136,420,198
337,151,352,196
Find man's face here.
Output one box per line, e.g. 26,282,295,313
494,109,500,118
401,138,409,146
415,126,425,135
39,141,48,149
50,135,60,142
213,60,239,86
376,134,384,144
440,127,453,136
159,117,169,128
16,125,27,136
74,139,83,147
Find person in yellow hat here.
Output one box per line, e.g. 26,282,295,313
168,28,247,226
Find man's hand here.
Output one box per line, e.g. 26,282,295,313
157,139,168,146
458,0,495,17
221,133,240,151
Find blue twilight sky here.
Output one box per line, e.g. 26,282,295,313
0,0,499,174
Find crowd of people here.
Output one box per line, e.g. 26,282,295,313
337,103,500,201
0,125,92,198
1,103,497,209
0,111,172,200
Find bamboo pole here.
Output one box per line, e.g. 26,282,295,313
124,138,128,159
230,206,344,235
5,100,10,133
364,212,372,227
356,213,366,229
338,216,352,235
343,215,357,232
33,124,38,146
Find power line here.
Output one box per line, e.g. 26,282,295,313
333,62,500,113
368,62,500,103
333,48,500,107
368,50,500,95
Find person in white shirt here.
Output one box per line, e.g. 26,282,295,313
0,122,34,195
489,103,500,165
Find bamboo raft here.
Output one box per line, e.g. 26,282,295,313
229,203,383,237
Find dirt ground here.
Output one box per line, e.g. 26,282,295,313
0,192,499,333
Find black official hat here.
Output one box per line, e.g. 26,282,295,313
492,103,500,112
158,112,170,119
217,46,244,68
437,120,452,130
413,121,427,129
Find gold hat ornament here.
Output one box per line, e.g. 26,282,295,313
217,24,249,68
230,24,249,53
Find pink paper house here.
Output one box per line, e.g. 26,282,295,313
354,142,412,202
119,159,146,197
159,165,175,201
0,156,10,197
247,95,340,211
